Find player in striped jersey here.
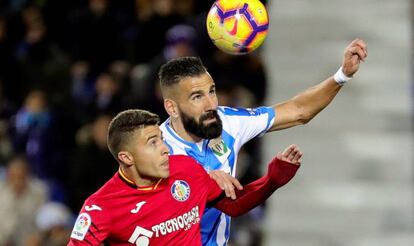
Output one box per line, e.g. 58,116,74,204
158,39,367,245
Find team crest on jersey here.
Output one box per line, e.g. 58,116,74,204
209,137,228,157
171,180,190,202
70,213,91,240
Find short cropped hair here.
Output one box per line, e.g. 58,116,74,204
158,56,207,89
107,109,160,160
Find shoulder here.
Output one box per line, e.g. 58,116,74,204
169,155,206,174
170,155,198,167
218,106,274,117
87,173,119,203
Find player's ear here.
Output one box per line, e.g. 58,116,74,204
118,151,134,166
164,99,179,118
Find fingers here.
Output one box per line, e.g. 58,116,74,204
346,39,368,61
354,39,368,56
342,39,367,77
346,46,366,62
228,174,243,191
292,150,302,166
279,144,302,165
276,152,282,160
348,38,367,51
281,144,296,157
209,170,242,200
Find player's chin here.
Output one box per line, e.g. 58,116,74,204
159,169,170,179
159,162,170,178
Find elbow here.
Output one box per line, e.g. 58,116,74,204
289,98,314,125
298,114,312,124
295,106,313,125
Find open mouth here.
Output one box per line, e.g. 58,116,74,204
160,160,169,169
203,117,217,124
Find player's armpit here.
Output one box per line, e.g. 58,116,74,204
213,158,299,217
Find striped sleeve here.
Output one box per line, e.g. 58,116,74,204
218,106,275,149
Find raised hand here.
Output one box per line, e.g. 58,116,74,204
267,144,302,188
276,144,302,166
342,38,368,77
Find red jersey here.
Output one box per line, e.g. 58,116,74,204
68,155,223,246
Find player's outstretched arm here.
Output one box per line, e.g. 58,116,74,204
213,145,302,217
209,170,243,200
268,39,368,131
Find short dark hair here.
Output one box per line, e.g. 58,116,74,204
107,109,160,160
158,56,207,89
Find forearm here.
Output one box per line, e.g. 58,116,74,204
293,77,341,119
270,77,341,131
214,159,299,217
214,175,274,217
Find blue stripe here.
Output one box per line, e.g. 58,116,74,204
164,119,208,157
258,106,276,135
201,207,222,246
200,130,235,245
164,119,192,146
164,140,174,154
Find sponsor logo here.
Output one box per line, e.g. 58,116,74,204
128,226,153,246
209,138,228,157
70,213,91,240
131,201,146,214
151,206,200,237
128,206,200,244
85,204,102,211
171,180,190,202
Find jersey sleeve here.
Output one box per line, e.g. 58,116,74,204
218,106,275,148
213,158,300,217
68,199,110,246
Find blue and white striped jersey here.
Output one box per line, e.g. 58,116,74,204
160,106,275,246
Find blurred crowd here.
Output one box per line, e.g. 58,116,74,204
0,0,269,245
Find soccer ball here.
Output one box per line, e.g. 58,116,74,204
206,0,269,55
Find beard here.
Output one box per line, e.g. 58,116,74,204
180,109,223,139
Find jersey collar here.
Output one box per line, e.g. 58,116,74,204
164,118,208,153
118,168,164,191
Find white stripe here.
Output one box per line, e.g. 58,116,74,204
216,213,228,246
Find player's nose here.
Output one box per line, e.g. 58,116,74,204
160,142,170,155
205,94,218,111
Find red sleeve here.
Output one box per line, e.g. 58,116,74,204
214,158,299,217
68,199,110,246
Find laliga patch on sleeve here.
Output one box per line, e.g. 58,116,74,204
71,213,92,240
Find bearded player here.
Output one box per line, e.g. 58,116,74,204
158,39,367,245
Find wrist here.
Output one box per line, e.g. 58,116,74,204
333,66,352,85
267,158,300,188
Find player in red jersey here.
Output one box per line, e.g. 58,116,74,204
68,109,302,246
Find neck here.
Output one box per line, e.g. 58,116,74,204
120,165,157,187
170,117,202,143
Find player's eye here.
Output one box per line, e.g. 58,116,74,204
209,88,216,95
192,94,202,101
149,139,158,146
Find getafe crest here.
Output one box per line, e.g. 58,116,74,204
208,137,228,157
171,180,190,202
